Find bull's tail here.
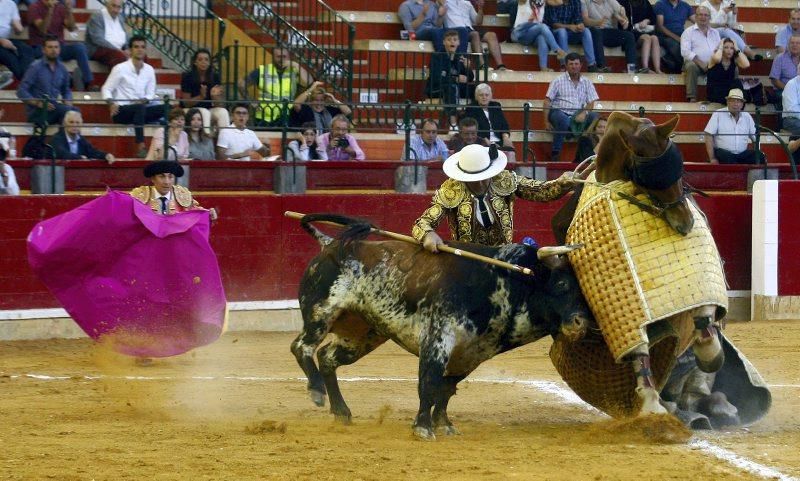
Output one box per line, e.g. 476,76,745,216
300,213,375,248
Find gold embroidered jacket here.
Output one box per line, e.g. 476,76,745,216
129,185,202,215
411,171,573,246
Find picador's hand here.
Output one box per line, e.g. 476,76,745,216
422,231,444,253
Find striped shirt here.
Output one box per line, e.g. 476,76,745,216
769,51,800,87
544,0,583,27
402,134,449,161
545,73,599,115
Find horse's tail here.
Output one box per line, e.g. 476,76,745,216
300,213,375,249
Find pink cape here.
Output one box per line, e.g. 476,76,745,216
27,190,227,357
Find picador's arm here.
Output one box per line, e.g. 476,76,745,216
514,172,575,201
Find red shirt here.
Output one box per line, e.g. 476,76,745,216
27,1,68,45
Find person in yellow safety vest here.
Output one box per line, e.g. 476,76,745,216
237,46,314,128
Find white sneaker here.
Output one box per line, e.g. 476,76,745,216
0,71,12,90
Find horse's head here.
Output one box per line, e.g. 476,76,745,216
596,111,693,236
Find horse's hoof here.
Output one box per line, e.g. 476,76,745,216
309,390,326,407
636,387,668,415
334,413,352,425
441,425,461,436
413,426,436,441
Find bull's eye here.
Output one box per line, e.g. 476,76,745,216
553,279,569,292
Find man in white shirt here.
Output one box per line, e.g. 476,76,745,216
86,0,128,69
216,103,271,160
681,5,721,102
0,0,32,84
101,35,164,157
704,88,760,164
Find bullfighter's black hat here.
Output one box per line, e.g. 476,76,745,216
143,160,184,178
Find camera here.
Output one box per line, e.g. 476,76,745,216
336,137,350,148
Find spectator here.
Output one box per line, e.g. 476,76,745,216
0,158,17,194
510,0,567,72
425,29,474,129
0,0,32,84
681,6,721,103
401,118,449,161
543,52,599,162
318,114,365,161
770,34,800,105
619,0,662,73
52,110,115,162
463,83,513,151
704,88,760,164
701,0,761,61
782,69,800,134
775,8,800,54
443,0,507,70
582,0,638,73
574,114,607,162
290,80,352,133
287,121,328,161
238,46,313,128
216,103,271,160
497,0,518,27
706,38,749,104
545,0,607,72
447,115,490,153
146,108,188,161
102,35,163,158
17,35,77,127
85,0,128,69
180,48,229,135
185,108,215,160
654,0,694,73
28,0,95,90
398,0,445,50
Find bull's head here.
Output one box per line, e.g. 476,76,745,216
536,245,593,342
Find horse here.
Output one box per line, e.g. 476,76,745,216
552,111,727,416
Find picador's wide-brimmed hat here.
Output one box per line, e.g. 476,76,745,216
144,160,184,178
443,144,507,182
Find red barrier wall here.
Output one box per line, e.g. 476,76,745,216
779,181,800,295
0,192,751,310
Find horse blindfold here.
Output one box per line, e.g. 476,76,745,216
627,141,683,191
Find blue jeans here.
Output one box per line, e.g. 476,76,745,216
511,22,560,70
33,42,93,85
553,27,597,66
549,108,599,154
416,26,445,52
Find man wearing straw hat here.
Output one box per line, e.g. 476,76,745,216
703,88,761,165
413,143,579,251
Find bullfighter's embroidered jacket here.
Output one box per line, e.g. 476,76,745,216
412,171,573,246
129,185,202,215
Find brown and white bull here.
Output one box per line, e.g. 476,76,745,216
291,213,591,440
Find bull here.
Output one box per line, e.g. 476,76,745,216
290,213,591,440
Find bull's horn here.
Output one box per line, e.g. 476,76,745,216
536,244,584,259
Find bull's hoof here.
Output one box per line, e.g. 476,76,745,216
309,390,326,407
440,425,461,436
413,426,436,441
695,352,724,374
636,387,668,415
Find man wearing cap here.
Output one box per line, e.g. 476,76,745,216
703,88,761,164
412,143,577,251
130,160,218,219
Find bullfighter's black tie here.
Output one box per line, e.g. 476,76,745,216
475,194,493,227
159,196,168,215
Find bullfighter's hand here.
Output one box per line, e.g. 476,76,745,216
209,208,219,222
422,231,444,253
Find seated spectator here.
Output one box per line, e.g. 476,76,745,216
510,0,566,72
704,88,761,164
582,0,637,73
185,108,216,160
681,6,721,103
146,108,188,161
0,0,32,84
180,48,229,135
701,0,761,61
783,67,800,134
463,83,513,150
401,118,449,161
769,34,800,107
619,0,662,73
546,0,607,72
238,46,314,128
318,114,365,161
574,114,607,162
289,81,352,133
102,35,164,158
28,0,96,90
543,52,599,162
17,35,77,127
776,9,800,55
398,0,445,50
498,0,518,27
444,0,507,70
654,0,694,73
425,29,474,129
706,38,749,104
0,158,17,194
447,115,489,153
52,110,115,163
287,121,328,161
85,0,128,69
216,103,271,160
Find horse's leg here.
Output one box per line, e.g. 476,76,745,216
691,305,724,373
290,311,334,407
414,326,456,441
432,374,467,436
631,345,668,414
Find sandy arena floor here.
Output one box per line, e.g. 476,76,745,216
1,318,799,480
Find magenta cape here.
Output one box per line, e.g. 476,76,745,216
27,190,227,357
